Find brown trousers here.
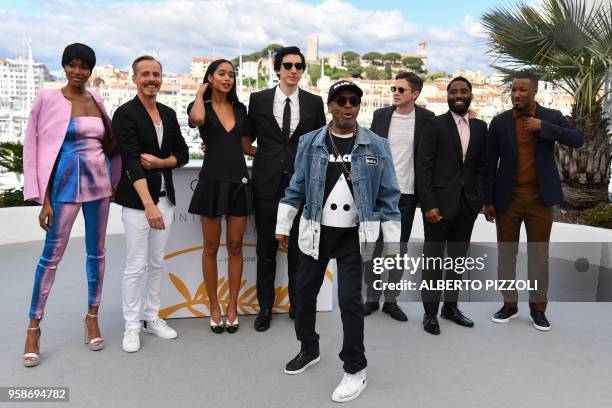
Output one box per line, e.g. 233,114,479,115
496,191,553,311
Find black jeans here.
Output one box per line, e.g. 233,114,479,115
295,250,367,374
255,175,300,311
364,193,418,302
422,196,477,315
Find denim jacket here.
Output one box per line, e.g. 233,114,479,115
275,123,401,260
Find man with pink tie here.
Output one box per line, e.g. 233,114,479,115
416,76,488,335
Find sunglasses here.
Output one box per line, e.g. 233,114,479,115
390,86,410,94
335,95,361,107
282,62,305,70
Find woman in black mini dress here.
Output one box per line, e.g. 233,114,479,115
188,59,257,333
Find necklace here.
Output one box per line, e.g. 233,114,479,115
328,124,357,182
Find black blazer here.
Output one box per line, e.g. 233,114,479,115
416,111,488,220
248,87,326,200
370,104,436,199
112,96,189,209
485,104,584,214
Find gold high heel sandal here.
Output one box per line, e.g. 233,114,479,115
23,326,41,367
84,313,104,351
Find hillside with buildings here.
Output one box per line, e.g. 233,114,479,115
0,39,607,193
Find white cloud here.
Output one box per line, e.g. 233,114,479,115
0,0,493,73
461,15,485,38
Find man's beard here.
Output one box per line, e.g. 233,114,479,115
448,98,471,115
333,116,356,132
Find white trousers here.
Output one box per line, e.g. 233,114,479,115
121,197,174,330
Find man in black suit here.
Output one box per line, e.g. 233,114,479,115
364,71,435,321
248,46,326,331
485,71,584,331
113,55,189,352
416,76,487,335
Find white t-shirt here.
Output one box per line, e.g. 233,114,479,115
154,121,166,192
388,110,416,194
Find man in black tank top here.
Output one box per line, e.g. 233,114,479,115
248,46,326,331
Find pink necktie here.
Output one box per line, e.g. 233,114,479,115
458,117,470,161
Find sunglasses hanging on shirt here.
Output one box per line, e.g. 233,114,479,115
282,62,305,71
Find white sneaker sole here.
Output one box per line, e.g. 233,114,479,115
122,343,140,353
529,316,551,331
332,379,367,403
284,356,321,375
143,328,178,339
491,313,519,324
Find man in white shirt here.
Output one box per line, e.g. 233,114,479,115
365,72,435,321
248,46,326,331
112,55,189,352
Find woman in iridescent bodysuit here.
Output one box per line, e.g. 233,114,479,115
22,43,120,367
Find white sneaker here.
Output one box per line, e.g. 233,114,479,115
331,369,367,403
122,328,140,353
143,318,178,339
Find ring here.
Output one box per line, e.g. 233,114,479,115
241,177,248,184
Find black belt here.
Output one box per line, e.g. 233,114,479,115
159,191,167,197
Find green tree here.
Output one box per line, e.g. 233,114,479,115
428,71,448,81
364,66,383,80
384,64,393,80
345,63,363,78
482,0,612,208
362,51,383,64
382,52,402,63
330,67,350,79
308,63,321,85
402,56,425,73
0,141,23,174
342,51,360,64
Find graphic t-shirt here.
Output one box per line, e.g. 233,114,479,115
318,130,360,259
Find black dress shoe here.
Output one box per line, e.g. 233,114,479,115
492,305,518,323
529,310,551,331
284,350,321,375
440,306,474,327
363,301,379,316
288,305,295,319
382,302,408,322
422,313,440,335
254,309,272,332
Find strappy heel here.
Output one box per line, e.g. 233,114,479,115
23,326,41,367
84,313,104,351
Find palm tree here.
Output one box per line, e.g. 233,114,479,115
482,0,612,208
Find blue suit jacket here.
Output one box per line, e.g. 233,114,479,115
485,104,584,214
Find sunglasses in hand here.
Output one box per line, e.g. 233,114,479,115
282,62,305,71
335,95,361,107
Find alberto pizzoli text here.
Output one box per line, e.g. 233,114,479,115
372,279,539,292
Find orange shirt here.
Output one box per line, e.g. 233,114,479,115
513,105,538,193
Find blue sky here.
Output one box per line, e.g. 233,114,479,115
302,0,514,25
0,0,514,25
0,0,538,73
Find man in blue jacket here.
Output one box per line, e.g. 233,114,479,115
275,81,401,403
485,71,584,331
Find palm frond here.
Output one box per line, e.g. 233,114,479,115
481,0,612,115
